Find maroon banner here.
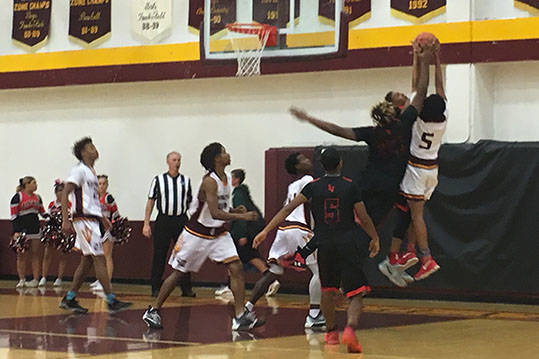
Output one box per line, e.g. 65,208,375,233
253,0,300,29
514,0,539,14
188,0,204,32
391,0,446,23
69,0,112,47
319,0,371,26
12,0,52,50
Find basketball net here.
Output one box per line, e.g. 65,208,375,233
226,24,275,77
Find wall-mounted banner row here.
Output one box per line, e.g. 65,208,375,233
188,0,236,36
319,0,371,27
12,0,52,51
391,0,446,24
253,0,300,29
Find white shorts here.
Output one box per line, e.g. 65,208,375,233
269,227,316,266
73,218,104,256
168,230,239,273
400,164,439,201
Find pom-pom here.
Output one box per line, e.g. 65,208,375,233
110,217,132,246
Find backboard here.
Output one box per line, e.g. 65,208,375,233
201,0,347,61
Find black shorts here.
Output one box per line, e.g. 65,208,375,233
362,188,398,227
234,238,261,264
317,227,371,298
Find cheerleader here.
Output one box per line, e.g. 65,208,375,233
40,180,71,287
90,175,120,291
10,176,46,288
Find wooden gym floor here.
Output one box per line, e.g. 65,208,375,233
0,280,537,358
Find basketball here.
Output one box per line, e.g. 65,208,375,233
414,32,439,47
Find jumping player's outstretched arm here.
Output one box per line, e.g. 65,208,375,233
434,49,447,100
202,176,258,222
410,42,433,113
354,201,380,258
252,193,308,248
289,107,357,141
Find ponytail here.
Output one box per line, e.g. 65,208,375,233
16,176,35,192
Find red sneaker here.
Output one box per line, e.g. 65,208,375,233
342,326,362,353
397,251,419,270
414,258,440,280
324,330,339,345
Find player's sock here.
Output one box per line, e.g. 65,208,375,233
66,291,76,300
419,247,432,263
244,301,254,312
106,293,116,304
389,251,399,265
309,304,320,318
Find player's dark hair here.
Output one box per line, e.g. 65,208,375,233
73,137,93,161
421,94,446,122
53,179,64,193
200,142,223,172
371,101,398,128
231,169,245,184
285,152,301,175
320,147,340,172
97,174,109,181
385,91,393,102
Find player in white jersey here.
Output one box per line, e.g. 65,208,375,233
59,137,132,314
143,143,262,331
245,153,326,329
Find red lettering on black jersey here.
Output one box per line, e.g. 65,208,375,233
324,198,340,224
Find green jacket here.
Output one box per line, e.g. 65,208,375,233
230,184,265,242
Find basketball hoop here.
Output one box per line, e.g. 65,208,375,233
225,23,277,77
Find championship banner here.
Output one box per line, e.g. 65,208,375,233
69,0,112,48
188,0,204,33
514,0,539,15
131,0,172,43
253,0,300,29
391,0,446,24
12,0,52,51
188,0,236,36
319,0,371,27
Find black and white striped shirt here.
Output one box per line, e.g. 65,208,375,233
148,173,192,217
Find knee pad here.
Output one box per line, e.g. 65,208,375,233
268,263,284,275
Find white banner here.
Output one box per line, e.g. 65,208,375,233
131,0,172,43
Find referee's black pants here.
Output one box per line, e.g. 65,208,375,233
151,213,189,292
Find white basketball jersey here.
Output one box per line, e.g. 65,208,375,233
410,113,448,161
284,175,313,225
195,172,232,228
66,162,102,218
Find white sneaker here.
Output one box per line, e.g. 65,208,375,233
38,277,47,287
401,272,415,284
265,280,281,297
92,281,104,291
16,279,25,288
53,278,63,287
25,279,39,288
89,280,100,288
304,313,326,329
378,258,407,288
215,285,232,296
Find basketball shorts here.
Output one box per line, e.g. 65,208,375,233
269,227,316,266
168,230,240,273
400,164,439,201
234,238,262,264
73,218,104,256
317,228,371,298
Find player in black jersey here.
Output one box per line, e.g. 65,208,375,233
254,147,379,353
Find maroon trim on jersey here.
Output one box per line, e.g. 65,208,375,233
74,187,83,217
409,155,438,167
342,176,353,182
277,220,312,232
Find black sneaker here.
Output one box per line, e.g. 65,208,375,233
108,299,132,313
142,306,163,329
232,310,265,331
59,296,88,314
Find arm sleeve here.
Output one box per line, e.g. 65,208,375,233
300,183,313,201
186,178,193,209
10,193,21,233
352,126,374,144
148,176,159,200
297,235,319,258
107,194,120,219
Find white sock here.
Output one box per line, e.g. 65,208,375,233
309,308,321,317
245,301,254,312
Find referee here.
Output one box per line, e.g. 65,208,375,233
143,151,195,297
